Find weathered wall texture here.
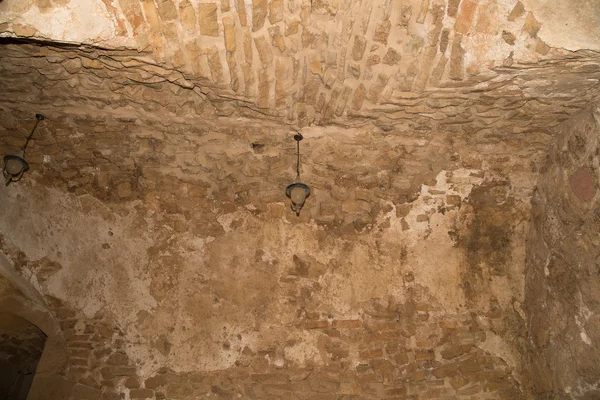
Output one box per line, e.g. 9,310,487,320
521,0,600,51
1,0,600,399
0,112,537,399
0,41,559,398
525,106,600,399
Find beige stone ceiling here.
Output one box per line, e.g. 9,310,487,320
1,0,600,127
0,0,600,218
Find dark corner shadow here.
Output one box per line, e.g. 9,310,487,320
0,37,81,48
0,37,120,52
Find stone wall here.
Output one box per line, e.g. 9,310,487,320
0,52,545,396
0,146,535,399
1,1,600,398
525,106,600,398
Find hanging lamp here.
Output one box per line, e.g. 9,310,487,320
3,113,45,186
285,133,311,216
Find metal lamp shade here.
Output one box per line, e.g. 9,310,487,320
3,155,29,186
286,182,311,216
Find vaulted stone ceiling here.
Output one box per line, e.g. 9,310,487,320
1,0,599,214
2,0,600,127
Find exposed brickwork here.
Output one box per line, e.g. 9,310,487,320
33,296,527,399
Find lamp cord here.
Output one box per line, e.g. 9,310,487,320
296,139,301,180
21,118,41,158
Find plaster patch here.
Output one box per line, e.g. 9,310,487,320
522,0,600,51
7,0,120,44
283,331,321,366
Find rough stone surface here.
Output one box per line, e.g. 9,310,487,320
0,1,599,399
569,166,596,202
525,107,600,399
1,0,600,125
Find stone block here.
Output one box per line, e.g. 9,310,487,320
416,0,429,23
569,166,596,202
370,359,394,374
368,73,390,102
508,1,525,21
409,369,426,381
286,19,300,36
223,17,236,52
145,374,167,389
373,20,391,44
208,47,224,83
275,58,289,106
269,0,284,24
269,25,286,52
130,388,155,399
502,30,516,45
12,23,37,37
306,320,329,329
72,384,102,400
254,36,273,65
252,0,268,31
399,4,413,26
351,35,367,61
100,366,137,379
310,53,322,76
179,0,196,32
414,350,434,362
447,0,460,18
155,0,177,21
333,319,362,329
342,199,372,215
455,0,477,34
432,362,459,378
236,0,248,26
117,182,133,198
125,377,140,388
352,84,367,110
258,68,271,109
360,348,382,360
198,3,219,36
449,33,464,80
522,12,541,38
535,39,551,55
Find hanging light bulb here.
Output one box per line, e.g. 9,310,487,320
285,133,311,216
3,113,44,186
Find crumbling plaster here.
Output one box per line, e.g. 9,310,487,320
0,156,531,379
522,0,600,52
1,0,600,398
0,0,134,47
